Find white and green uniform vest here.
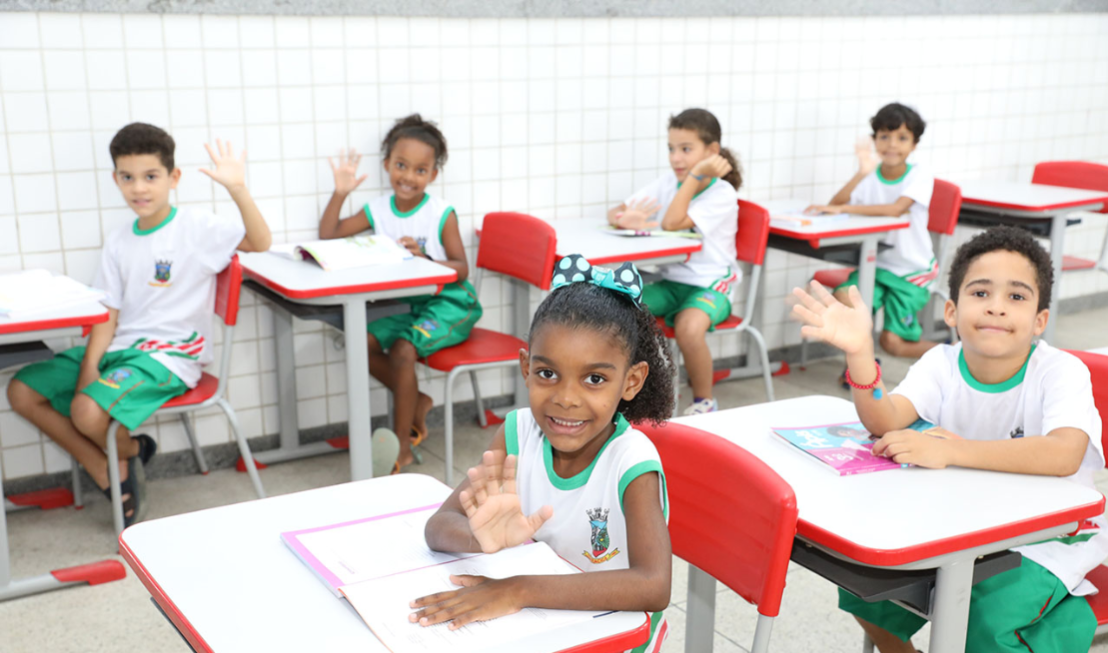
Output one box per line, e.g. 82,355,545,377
626,170,740,299
506,408,670,653
893,341,1108,596
850,164,937,285
363,193,454,262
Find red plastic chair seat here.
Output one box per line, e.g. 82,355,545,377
656,315,743,339
813,267,853,288
1063,255,1097,271
423,328,527,372
1086,566,1108,625
161,373,219,409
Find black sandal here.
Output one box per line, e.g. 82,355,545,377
133,433,157,466
101,457,147,528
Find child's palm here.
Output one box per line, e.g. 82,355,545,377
199,139,246,189
461,452,552,554
855,138,878,175
791,282,874,355
330,148,368,195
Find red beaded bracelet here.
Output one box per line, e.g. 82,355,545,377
844,361,882,390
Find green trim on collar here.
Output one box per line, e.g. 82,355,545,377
438,206,455,246
133,206,177,236
362,203,375,231
390,194,430,218
876,164,912,185
677,177,718,199
504,410,519,456
958,345,1036,393
543,414,630,490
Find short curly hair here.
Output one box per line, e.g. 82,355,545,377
381,113,448,170
109,122,175,171
948,226,1054,312
871,103,926,143
529,282,675,425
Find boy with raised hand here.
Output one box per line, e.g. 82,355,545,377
7,122,271,527
791,226,1106,652
807,102,938,361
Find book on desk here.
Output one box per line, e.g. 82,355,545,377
773,419,935,476
0,270,105,320
267,234,413,272
281,503,620,653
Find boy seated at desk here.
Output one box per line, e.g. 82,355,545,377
807,102,939,363
7,123,272,527
792,226,1107,652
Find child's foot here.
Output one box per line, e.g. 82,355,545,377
411,393,433,447
682,397,718,416
371,427,403,477
133,433,157,466
98,456,146,527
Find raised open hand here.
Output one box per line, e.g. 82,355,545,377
460,451,553,554
790,281,874,355
855,135,878,176
329,148,368,195
199,139,246,190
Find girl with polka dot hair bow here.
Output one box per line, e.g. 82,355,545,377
416,255,675,652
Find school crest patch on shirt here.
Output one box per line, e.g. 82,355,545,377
583,507,621,564
150,259,173,287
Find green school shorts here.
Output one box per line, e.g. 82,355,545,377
367,280,483,358
642,279,732,330
14,346,188,431
838,558,1096,652
836,268,931,342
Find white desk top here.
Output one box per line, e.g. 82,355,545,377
120,474,648,653
240,252,457,301
552,220,701,266
0,291,108,340
760,199,910,241
1088,347,1108,357
958,179,1108,213
675,396,1105,567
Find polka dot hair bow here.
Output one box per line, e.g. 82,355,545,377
550,254,644,307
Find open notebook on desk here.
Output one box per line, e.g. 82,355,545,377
268,234,412,272
282,503,619,653
0,270,105,320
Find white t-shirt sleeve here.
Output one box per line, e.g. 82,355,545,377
195,211,247,273
902,167,934,208
1040,354,1103,459
92,236,123,310
890,346,949,423
687,183,738,236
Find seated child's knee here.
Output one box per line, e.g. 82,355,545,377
6,380,41,414
879,331,909,355
70,395,107,435
673,312,709,343
389,339,419,363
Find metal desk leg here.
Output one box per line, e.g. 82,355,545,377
343,299,373,481
855,236,880,309
273,306,300,453
927,556,974,653
1045,215,1066,343
510,278,530,407
685,564,717,653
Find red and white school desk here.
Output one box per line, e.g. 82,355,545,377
0,296,126,601
761,200,911,311
119,473,651,653
239,253,457,481
676,395,1106,653
1090,347,1108,356
957,180,1108,343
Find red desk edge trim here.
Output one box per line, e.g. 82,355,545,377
119,535,214,653
242,267,458,300
769,221,910,249
121,531,649,653
0,310,109,336
557,244,700,267
961,195,1108,213
797,494,1106,567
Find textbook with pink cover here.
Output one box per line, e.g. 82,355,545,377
773,419,935,476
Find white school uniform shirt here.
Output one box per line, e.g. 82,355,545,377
363,193,455,261
506,408,670,653
892,341,1108,595
93,206,245,388
626,171,740,297
850,164,936,284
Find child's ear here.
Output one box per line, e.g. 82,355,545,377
169,167,181,189
518,348,531,381
621,361,649,402
111,170,121,188
429,167,439,184
1032,308,1049,336
943,298,958,330
707,141,720,156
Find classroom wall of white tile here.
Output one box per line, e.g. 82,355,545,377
1,11,1107,480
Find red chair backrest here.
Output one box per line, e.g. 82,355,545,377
637,421,797,617
215,254,243,327
735,199,771,266
476,212,558,290
1066,349,1108,467
1032,162,1108,214
929,179,962,236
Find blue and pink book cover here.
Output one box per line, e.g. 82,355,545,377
773,419,934,476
